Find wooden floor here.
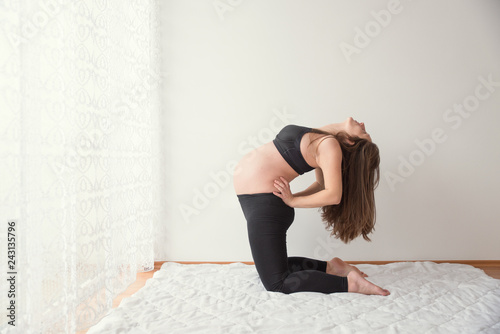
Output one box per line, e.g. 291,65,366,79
77,261,499,334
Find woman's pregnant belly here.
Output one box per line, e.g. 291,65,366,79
233,142,299,195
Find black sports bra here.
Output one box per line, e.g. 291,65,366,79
273,125,314,175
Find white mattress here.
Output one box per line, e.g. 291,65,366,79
87,262,500,333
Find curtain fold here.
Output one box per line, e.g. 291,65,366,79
0,0,162,332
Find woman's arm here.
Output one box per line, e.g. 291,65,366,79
292,169,325,197
273,138,342,208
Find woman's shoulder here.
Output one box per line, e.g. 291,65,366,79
314,135,341,158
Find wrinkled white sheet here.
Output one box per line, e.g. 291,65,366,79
87,262,500,333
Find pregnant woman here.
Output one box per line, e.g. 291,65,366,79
233,117,390,296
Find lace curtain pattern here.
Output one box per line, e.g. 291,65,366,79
0,0,162,332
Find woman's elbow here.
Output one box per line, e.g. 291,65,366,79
325,192,341,206
328,197,341,205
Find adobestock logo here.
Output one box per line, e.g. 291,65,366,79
4,0,68,48
213,0,243,21
384,74,499,192
112,65,163,122
178,107,295,224
313,234,343,259
339,0,408,64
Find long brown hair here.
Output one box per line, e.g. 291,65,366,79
310,128,380,243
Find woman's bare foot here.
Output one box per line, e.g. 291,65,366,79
327,257,368,277
347,270,390,296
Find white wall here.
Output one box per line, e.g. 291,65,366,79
156,0,500,261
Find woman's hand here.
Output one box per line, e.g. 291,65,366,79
273,177,295,207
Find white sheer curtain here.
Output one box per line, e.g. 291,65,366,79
0,0,162,332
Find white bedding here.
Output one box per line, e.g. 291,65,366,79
87,262,500,333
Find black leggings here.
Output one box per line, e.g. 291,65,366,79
237,193,348,294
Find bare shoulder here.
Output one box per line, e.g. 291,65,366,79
316,136,341,154
315,136,342,166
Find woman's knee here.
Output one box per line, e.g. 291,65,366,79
260,277,285,293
